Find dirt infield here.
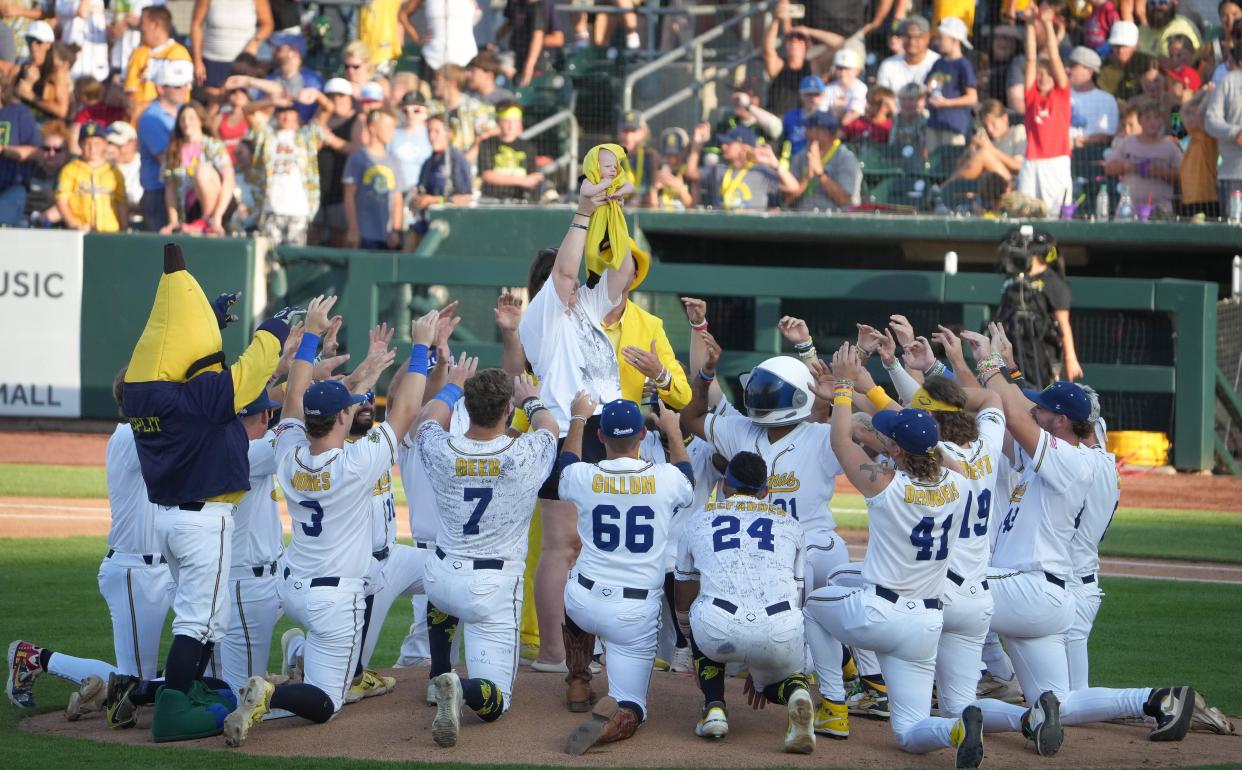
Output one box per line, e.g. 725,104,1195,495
20,666,1241,768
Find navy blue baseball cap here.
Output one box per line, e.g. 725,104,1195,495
600,399,644,438
872,408,940,455
304,380,367,417
239,392,280,416
717,125,758,147
799,75,826,93
806,110,840,131
1023,381,1091,423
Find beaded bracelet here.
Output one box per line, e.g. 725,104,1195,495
924,360,948,378
698,368,716,382
690,319,708,331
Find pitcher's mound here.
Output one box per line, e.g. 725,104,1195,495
20,667,1238,767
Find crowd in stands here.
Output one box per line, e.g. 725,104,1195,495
0,0,1241,248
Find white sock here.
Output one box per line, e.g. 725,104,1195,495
625,31,640,49
47,651,118,684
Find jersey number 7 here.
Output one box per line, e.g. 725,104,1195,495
463,487,493,535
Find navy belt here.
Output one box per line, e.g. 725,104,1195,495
435,546,503,570
875,585,942,610
178,502,205,511
1080,574,1097,584
372,547,390,561
106,549,167,565
282,566,341,587
251,561,277,578
414,541,430,549
946,570,988,590
711,598,791,616
1044,572,1066,589
577,573,648,600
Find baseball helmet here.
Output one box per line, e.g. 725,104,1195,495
740,356,813,427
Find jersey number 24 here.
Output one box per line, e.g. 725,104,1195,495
712,515,775,552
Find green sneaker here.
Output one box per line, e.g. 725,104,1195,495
151,686,227,743
188,680,236,710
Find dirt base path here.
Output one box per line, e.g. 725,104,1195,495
20,666,1240,768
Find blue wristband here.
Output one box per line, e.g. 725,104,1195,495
434,383,463,408
408,344,430,374
295,332,320,363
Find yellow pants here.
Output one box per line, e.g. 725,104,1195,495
521,503,542,647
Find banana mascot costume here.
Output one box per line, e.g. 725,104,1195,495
123,244,292,742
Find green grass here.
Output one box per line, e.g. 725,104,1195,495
0,464,108,499
0,536,1239,769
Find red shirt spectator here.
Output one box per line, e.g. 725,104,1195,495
1024,82,1071,160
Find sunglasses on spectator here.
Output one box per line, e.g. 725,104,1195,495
344,62,364,70
43,145,65,153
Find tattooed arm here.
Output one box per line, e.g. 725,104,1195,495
828,342,895,497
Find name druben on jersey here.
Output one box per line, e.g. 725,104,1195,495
592,473,656,495
904,480,960,507
292,470,332,491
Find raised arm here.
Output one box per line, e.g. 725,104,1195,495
1024,17,1038,90
679,329,721,440
970,330,1040,454
932,325,980,387
384,309,441,440
561,390,597,462
514,374,559,436
416,352,478,430
827,342,895,497
1041,7,1068,89
682,297,724,407
494,292,527,376
551,186,606,304
283,295,336,422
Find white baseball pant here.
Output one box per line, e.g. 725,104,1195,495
823,564,881,691
936,575,994,717
279,573,366,712
423,552,524,706
979,569,1147,732
804,583,958,753
97,550,176,679
209,565,281,694
690,596,803,688
803,528,850,592
155,503,234,644
1067,576,1102,691
564,570,661,717
360,544,427,669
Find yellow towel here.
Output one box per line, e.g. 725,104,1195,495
582,143,632,277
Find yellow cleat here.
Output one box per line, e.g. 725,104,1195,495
814,698,849,739
346,669,396,704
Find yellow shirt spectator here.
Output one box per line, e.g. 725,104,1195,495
124,39,193,115
933,0,974,34
1137,14,1200,57
358,0,403,65
57,159,128,232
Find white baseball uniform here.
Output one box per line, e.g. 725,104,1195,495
675,495,804,687
703,411,848,590
1066,443,1119,691
209,432,283,694
416,419,557,706
933,407,1005,716
96,422,176,679
275,418,399,711
805,467,964,753
979,429,1149,734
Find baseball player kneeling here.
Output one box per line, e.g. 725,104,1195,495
673,450,816,754
557,396,693,755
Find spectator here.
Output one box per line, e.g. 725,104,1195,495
161,101,235,235
1179,88,1218,218
714,88,782,145
358,0,404,73
1080,0,1120,54
466,50,514,107
124,5,191,120
17,19,52,76
842,86,895,143
213,81,251,160
0,24,16,80
189,0,273,90
982,24,1023,102
890,82,930,155
69,77,125,158
267,43,323,123
390,91,431,203
924,16,978,150
690,124,791,211
26,119,71,226
19,41,75,121
105,120,143,210
61,0,109,81
136,56,188,230
267,0,301,50
1104,97,1182,211
1068,47,1118,147
107,0,153,79
616,109,655,205
787,110,861,211
429,63,496,163
876,16,941,105
343,106,404,249
0,76,39,225
947,98,1027,182
1165,33,1196,70
4,2,45,62
411,112,471,237
1006,0,1069,114
312,77,357,246
1018,8,1073,215
1137,0,1200,58
1205,18,1242,214
821,48,867,126
933,0,975,31
502,0,563,88
1097,20,1147,99
763,8,812,117
251,103,326,246
478,102,544,201
401,0,478,71
1163,64,1199,138
805,0,897,43
651,127,693,210
1210,1,1242,85
55,120,128,232
780,75,824,159
1116,101,1142,137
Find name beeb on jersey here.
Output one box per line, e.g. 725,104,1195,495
904,479,961,507
291,469,332,492
592,473,657,495
457,458,501,477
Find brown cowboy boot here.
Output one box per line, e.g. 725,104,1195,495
562,622,596,712
565,697,639,755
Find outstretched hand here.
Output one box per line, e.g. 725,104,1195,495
212,291,241,329
304,295,338,335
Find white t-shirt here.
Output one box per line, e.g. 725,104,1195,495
639,428,727,570
398,406,471,543
105,422,161,554
421,0,479,70
675,494,803,611
1071,87,1119,139
111,0,165,73
704,412,843,536
939,407,1006,583
991,429,1093,579
275,418,399,580
117,156,143,206
1068,444,1119,580
415,420,556,563
876,51,942,110
63,4,111,82
560,456,694,590
518,270,623,434
266,129,311,217
819,79,868,117
231,432,283,568
863,467,964,600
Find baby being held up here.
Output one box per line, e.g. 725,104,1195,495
580,146,635,202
